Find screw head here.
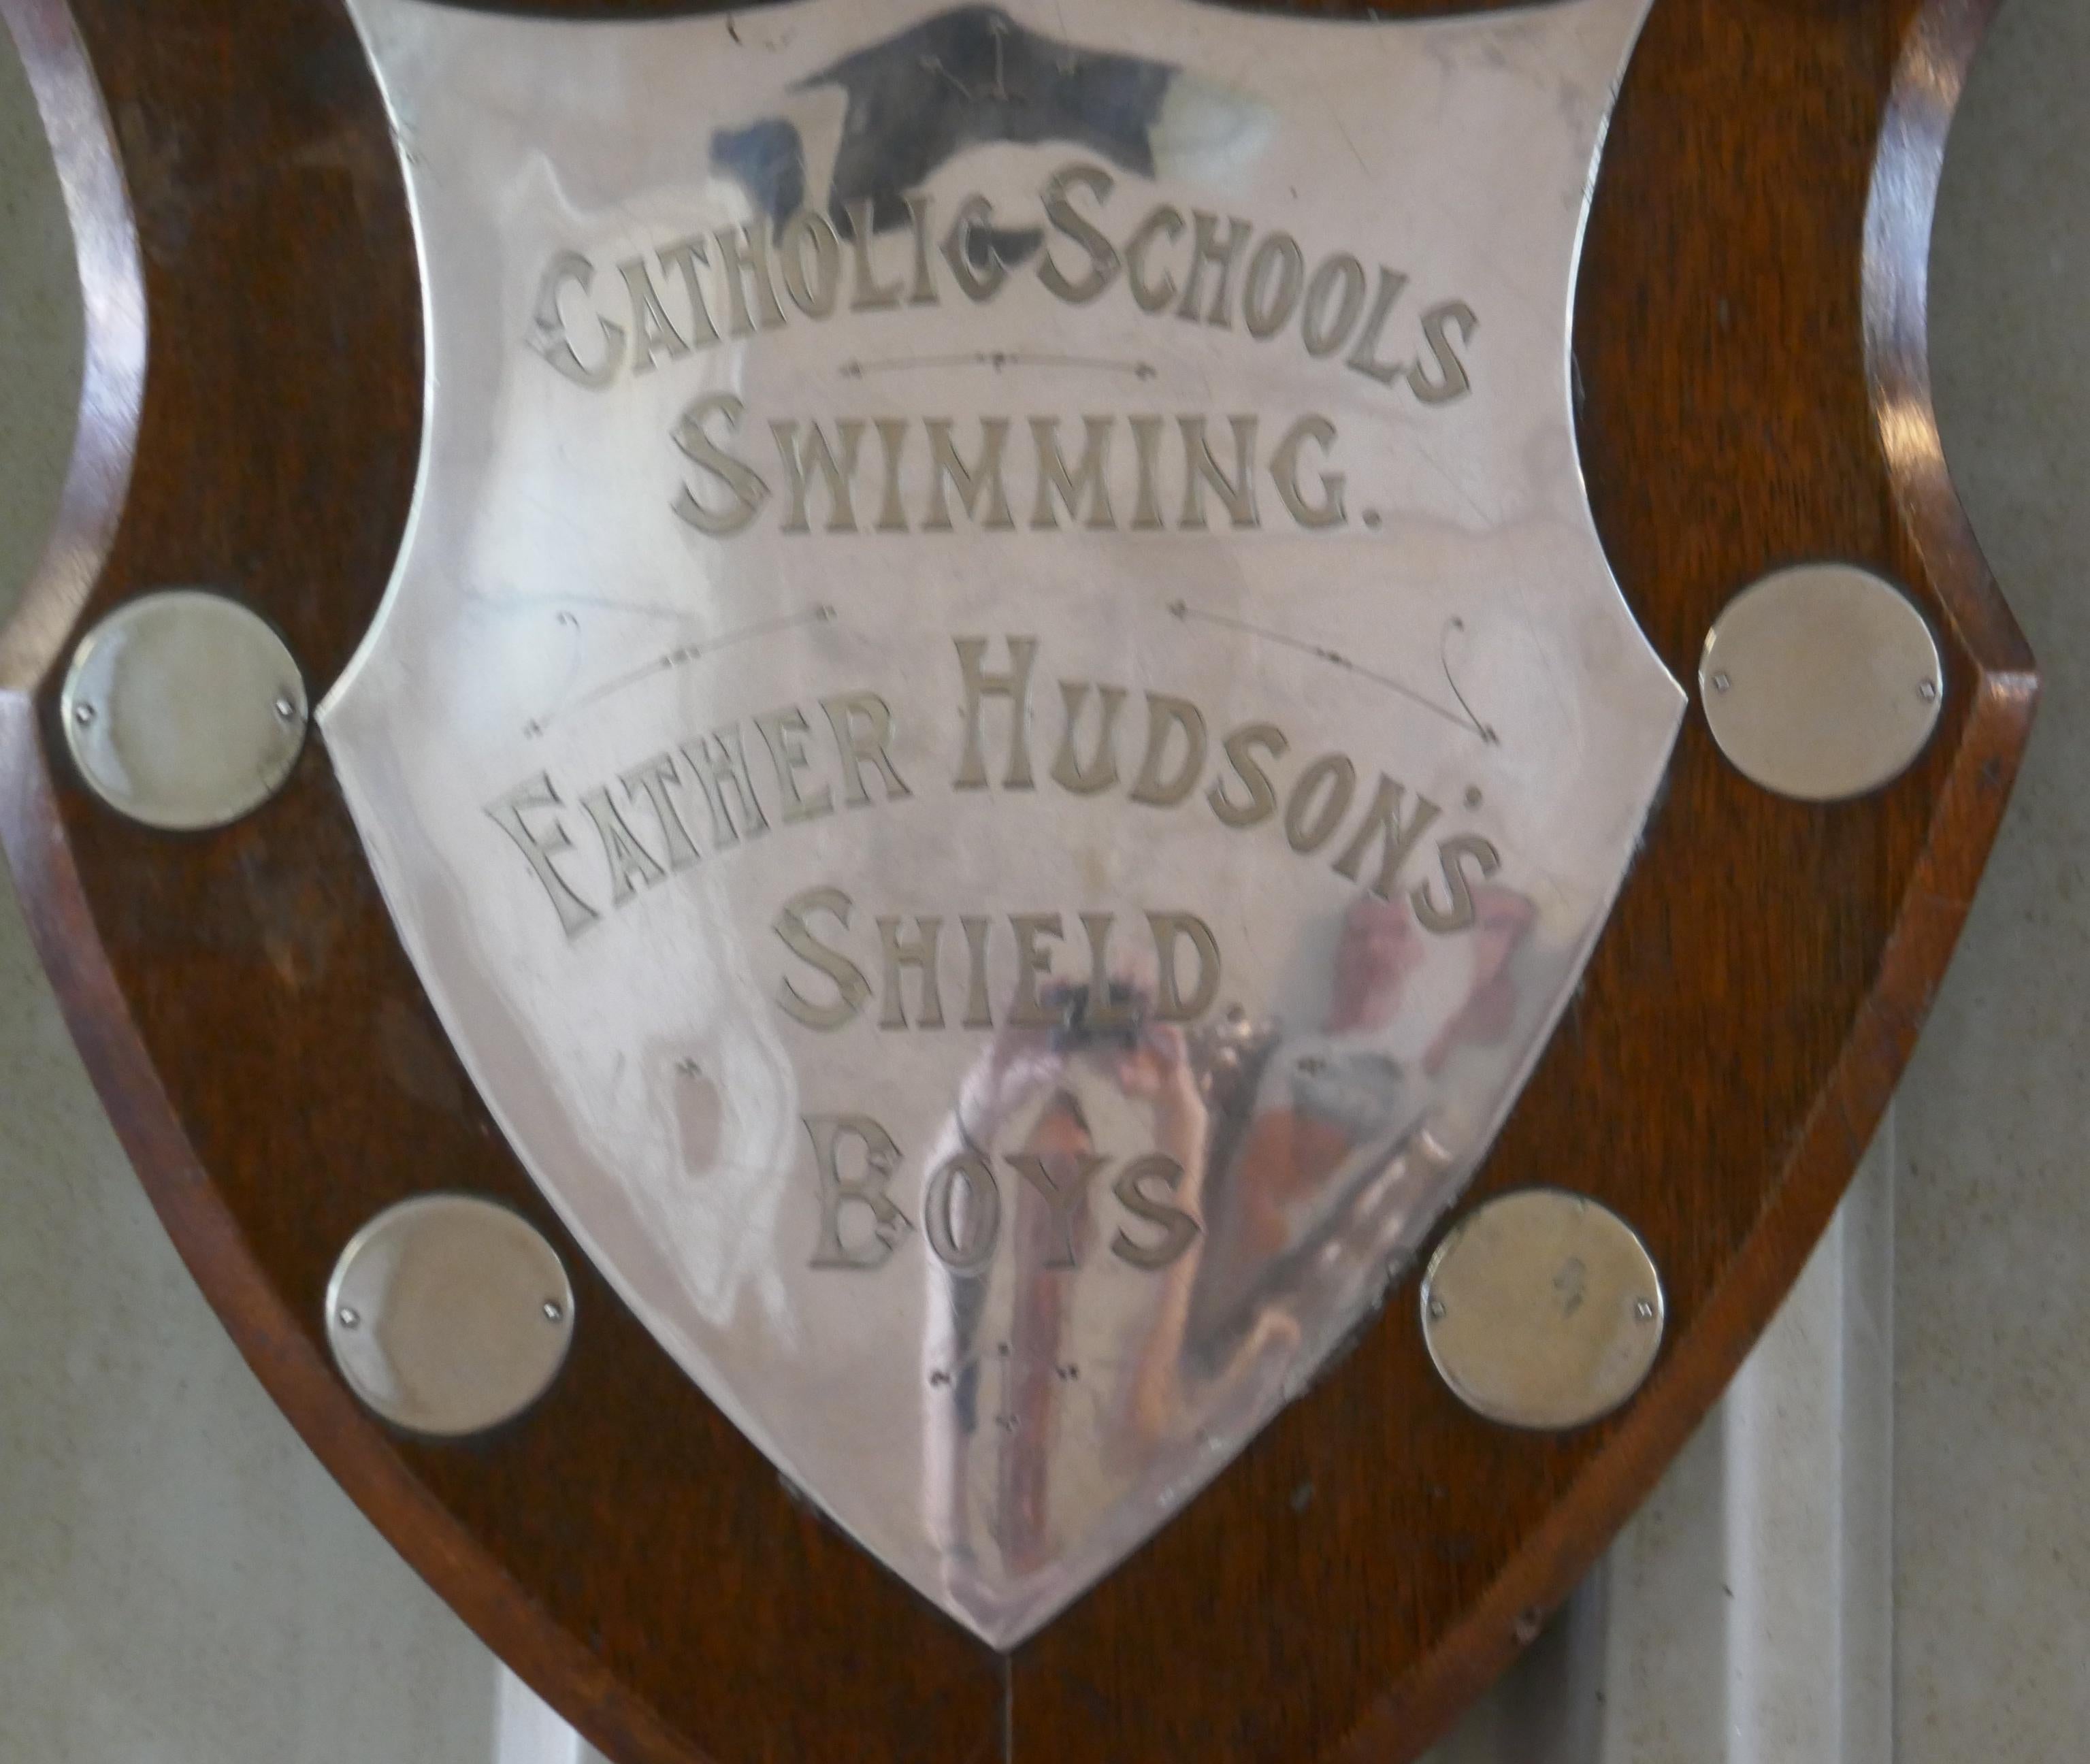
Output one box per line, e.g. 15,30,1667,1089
273,694,299,721
542,1300,564,1324
1427,1295,1448,1322
1916,679,1938,704
1710,671,1732,694
72,702,96,727
1634,1298,1656,1322
337,1306,360,1330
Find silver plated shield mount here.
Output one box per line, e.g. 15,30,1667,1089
326,0,1683,1648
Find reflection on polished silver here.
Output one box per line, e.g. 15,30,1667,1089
1420,1190,1664,1431
325,1195,574,1438
1699,564,1943,802
61,590,306,830
327,0,1683,1643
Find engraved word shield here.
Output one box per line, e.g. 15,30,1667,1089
324,0,1683,1647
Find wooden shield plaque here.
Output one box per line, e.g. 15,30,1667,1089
0,0,2034,1757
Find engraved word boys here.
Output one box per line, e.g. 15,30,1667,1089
799,1114,1199,1275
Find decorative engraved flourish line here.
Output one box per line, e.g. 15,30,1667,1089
1437,616,1498,747
532,609,584,740
523,605,836,739
1169,601,1497,746
838,350,1159,382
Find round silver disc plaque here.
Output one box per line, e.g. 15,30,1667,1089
325,1194,574,1438
61,589,307,831
1420,1189,1665,1431
1699,563,1943,802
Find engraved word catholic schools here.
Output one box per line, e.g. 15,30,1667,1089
529,162,1480,538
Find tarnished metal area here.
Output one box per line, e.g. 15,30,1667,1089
1700,564,1943,802
62,590,306,830
325,0,1682,1644
326,1194,576,1438
1419,1189,1664,1431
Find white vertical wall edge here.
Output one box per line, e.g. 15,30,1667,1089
495,1671,603,1764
